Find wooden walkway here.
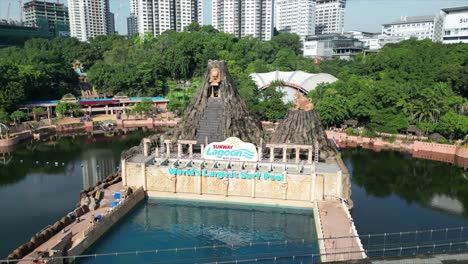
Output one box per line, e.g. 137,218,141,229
317,200,366,262
19,183,128,264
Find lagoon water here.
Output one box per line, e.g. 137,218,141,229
1,134,468,260
342,148,468,235
0,131,149,258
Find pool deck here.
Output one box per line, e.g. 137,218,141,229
19,183,144,264
317,200,366,262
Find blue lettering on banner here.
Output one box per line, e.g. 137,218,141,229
167,168,283,182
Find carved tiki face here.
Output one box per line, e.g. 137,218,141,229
209,67,221,86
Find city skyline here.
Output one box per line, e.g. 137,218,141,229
1,0,467,36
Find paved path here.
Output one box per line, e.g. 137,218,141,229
20,183,127,263
317,200,365,262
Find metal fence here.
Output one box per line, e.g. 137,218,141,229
3,227,468,263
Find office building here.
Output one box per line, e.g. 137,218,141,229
68,0,111,41
382,15,435,40
211,0,273,41
137,0,198,37
315,0,346,35
303,34,363,59
344,30,381,50
275,0,315,39
434,6,468,44
23,0,70,37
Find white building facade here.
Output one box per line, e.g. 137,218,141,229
315,0,346,35
136,0,198,37
275,0,315,40
435,6,468,44
68,0,111,42
381,16,435,40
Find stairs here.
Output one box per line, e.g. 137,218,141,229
197,97,225,144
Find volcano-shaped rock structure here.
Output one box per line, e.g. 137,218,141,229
172,60,263,144
271,94,337,159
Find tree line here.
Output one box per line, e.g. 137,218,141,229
0,24,310,123
0,25,466,139
310,40,467,139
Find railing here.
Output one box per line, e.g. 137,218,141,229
5,227,468,263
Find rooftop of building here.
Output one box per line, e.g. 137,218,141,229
441,6,468,13
305,34,356,41
383,15,435,26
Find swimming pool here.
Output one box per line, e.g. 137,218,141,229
79,199,319,263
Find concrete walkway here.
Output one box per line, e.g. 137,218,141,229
20,183,128,263
317,200,365,262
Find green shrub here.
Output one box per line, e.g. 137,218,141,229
345,127,359,136
383,135,397,143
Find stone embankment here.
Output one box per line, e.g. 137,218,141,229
326,131,468,166
7,172,144,264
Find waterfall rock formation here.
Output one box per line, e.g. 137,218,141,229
171,60,263,144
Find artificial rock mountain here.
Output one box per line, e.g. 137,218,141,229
171,60,263,145
271,93,338,160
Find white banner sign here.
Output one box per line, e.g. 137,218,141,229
204,137,258,162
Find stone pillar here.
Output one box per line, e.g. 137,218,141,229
258,138,263,161
121,159,127,186
189,144,193,159
336,170,343,198
282,147,287,163
308,148,313,164
177,143,182,159
141,163,147,191
166,142,171,158
105,105,109,115
143,138,151,157
111,107,114,115
47,106,52,123
88,106,92,115
155,146,159,158
201,144,205,159
123,103,126,114
295,148,300,163
269,147,274,163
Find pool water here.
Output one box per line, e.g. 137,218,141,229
79,200,320,263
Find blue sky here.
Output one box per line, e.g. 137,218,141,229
1,0,467,35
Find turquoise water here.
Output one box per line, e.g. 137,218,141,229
79,200,319,264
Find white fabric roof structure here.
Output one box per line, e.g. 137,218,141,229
250,71,338,93
250,71,338,103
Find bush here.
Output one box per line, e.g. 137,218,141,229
362,129,378,138
383,135,397,143
345,127,359,136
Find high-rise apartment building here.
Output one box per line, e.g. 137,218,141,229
315,0,345,35
68,0,111,41
275,0,315,39
107,12,115,34
24,0,70,37
136,0,198,37
127,16,139,37
211,0,273,41
382,16,435,41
